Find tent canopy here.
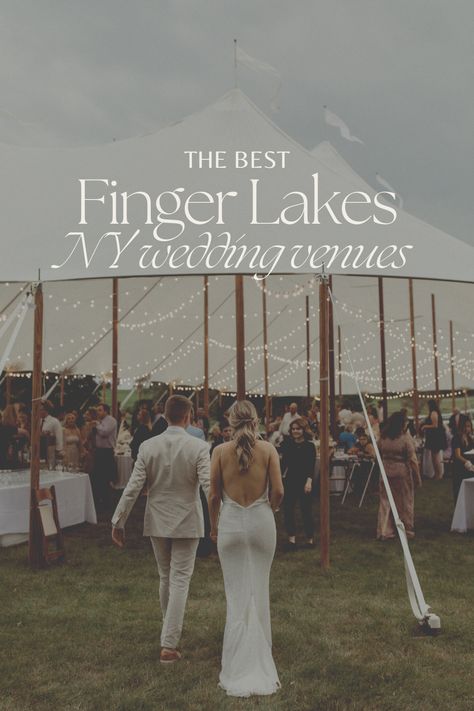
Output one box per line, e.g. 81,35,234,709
0,90,472,282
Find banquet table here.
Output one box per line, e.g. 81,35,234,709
114,454,133,489
0,469,97,547
314,454,357,494
451,477,474,533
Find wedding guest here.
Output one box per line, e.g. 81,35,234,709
62,412,83,470
377,412,421,540
81,407,97,474
337,402,352,427
186,411,205,440
452,419,474,503
151,400,168,436
130,408,153,461
280,417,316,548
338,425,357,452
448,408,469,438
348,432,376,497
278,402,300,438
0,406,19,468
196,407,210,439
39,400,63,468
16,411,30,465
367,406,381,439
420,399,446,480
377,400,385,424
91,403,117,512
210,423,233,456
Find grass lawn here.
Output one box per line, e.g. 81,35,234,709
1,479,473,711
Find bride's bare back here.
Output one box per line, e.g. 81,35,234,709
210,440,283,509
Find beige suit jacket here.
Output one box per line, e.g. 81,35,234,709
111,426,211,538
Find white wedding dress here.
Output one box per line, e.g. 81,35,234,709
217,488,281,697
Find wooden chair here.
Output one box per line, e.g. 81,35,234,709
33,485,65,564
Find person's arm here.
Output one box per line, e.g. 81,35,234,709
268,445,284,511
197,443,211,499
208,447,223,542
304,442,316,494
406,436,421,487
422,412,438,431
111,445,147,544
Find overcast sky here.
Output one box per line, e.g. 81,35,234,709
0,1,473,246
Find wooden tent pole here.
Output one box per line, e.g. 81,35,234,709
328,275,336,437
111,277,119,419
203,276,209,415
408,279,419,428
431,294,440,403
235,275,246,400
60,374,65,407
305,295,311,398
449,320,456,411
378,277,388,421
319,275,330,571
262,279,270,429
29,283,43,567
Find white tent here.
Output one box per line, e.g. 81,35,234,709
0,89,472,282
0,91,473,396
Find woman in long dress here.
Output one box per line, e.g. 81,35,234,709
209,400,284,698
63,412,83,470
377,411,422,540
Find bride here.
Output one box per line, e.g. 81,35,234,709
209,400,284,697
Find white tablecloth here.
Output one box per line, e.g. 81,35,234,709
0,469,97,547
451,477,474,533
115,455,133,489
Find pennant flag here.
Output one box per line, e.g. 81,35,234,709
376,173,404,208
323,106,364,144
236,46,281,111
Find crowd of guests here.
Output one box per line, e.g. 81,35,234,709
1,393,472,546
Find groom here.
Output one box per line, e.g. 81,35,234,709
111,395,210,664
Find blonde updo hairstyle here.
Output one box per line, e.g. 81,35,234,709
228,400,259,473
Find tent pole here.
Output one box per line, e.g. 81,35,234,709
305,295,311,398
112,277,119,419
337,325,342,397
235,275,246,400
378,277,388,421
328,275,336,436
319,274,330,571
449,320,456,411
262,278,270,430
431,294,440,403
29,283,43,568
408,279,419,429
203,276,209,415
60,374,65,407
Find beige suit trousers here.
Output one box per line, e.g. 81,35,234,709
150,537,199,649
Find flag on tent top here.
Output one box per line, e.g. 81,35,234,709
236,45,281,112
323,106,364,144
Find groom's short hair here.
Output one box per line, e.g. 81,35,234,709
165,395,192,424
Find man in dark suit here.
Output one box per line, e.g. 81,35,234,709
151,400,168,437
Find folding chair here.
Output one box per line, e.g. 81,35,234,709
358,460,377,507
33,485,65,564
341,459,359,504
